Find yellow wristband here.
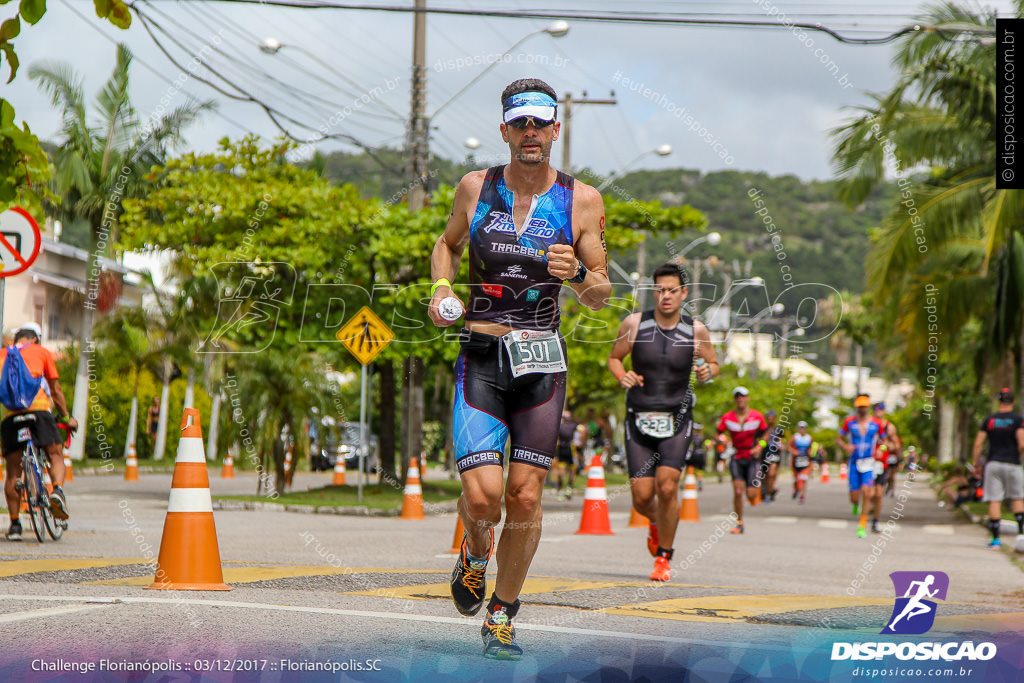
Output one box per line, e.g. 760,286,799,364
430,278,452,297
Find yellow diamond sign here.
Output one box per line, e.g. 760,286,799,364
337,306,395,365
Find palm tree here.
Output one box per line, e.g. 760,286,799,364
29,43,211,460
229,348,333,496
830,1,1024,390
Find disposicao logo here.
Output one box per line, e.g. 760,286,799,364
882,571,948,635
831,571,997,662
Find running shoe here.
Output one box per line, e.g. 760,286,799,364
565,488,573,501
799,495,806,504
871,520,880,534
556,490,566,502
5,519,22,541
730,522,744,535
988,538,1002,550
851,502,860,516
857,525,867,538
647,522,659,557
451,530,492,617
49,486,69,521
481,608,523,660
649,556,672,582
792,489,798,500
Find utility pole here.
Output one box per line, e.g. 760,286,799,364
558,91,616,173
408,0,429,211
402,0,428,483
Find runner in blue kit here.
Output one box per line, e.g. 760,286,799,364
428,78,610,660
608,263,719,581
837,394,885,538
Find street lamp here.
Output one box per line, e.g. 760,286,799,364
596,144,673,192
432,20,570,119
746,303,784,379
259,37,407,120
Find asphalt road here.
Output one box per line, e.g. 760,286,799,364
0,464,1021,682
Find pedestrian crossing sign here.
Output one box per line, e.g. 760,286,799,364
337,306,395,365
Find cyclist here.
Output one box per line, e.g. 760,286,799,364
2,323,78,540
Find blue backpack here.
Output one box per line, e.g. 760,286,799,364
0,344,43,411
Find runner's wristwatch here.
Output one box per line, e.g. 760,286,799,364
568,259,587,283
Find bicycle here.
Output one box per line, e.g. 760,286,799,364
11,414,71,542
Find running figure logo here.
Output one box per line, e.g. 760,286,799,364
881,571,949,635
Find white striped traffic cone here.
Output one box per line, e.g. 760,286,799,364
124,443,139,482
332,449,347,486
576,454,614,535
221,448,235,479
679,465,700,522
400,457,425,520
148,409,231,591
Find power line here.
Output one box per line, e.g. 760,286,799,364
131,1,407,176
204,1,934,45
58,0,256,136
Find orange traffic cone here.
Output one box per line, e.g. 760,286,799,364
821,462,831,483
63,449,73,483
332,450,347,486
576,454,614,535
400,457,425,520
839,462,848,481
628,508,650,528
221,448,235,479
148,409,231,591
284,446,294,487
448,516,465,554
679,466,701,522
124,443,139,482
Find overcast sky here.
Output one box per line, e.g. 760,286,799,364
5,0,1016,182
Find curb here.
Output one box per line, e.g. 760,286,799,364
71,466,176,476
212,499,459,517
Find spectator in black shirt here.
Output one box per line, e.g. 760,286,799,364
972,388,1024,551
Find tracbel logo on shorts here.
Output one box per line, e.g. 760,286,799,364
457,451,502,472
510,447,552,469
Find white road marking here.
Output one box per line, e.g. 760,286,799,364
0,594,804,653
922,525,955,535
0,604,108,624
817,519,849,530
764,516,799,524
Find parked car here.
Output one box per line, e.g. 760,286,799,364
311,421,379,474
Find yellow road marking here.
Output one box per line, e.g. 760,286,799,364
604,595,893,622
346,576,651,600
0,558,144,578
88,566,441,587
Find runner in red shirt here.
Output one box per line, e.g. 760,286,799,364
717,386,767,534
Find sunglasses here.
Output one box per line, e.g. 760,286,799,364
507,116,555,130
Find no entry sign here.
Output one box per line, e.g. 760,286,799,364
0,207,41,278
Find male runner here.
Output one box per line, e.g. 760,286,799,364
788,420,813,503
971,388,1024,551
760,410,784,503
555,410,582,500
2,323,78,540
869,402,901,532
717,387,767,535
837,394,884,538
689,423,708,492
428,78,610,660
608,263,718,581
